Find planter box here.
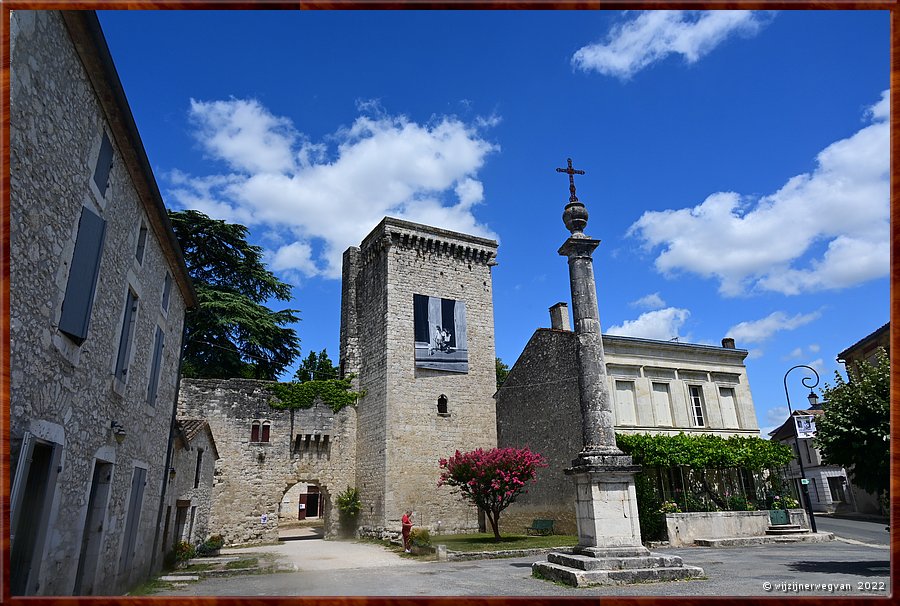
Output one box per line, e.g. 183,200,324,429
665,509,809,547
410,545,435,556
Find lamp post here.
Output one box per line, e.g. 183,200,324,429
783,364,819,534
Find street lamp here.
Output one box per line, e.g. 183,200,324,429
783,364,819,534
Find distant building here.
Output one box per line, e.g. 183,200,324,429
10,10,195,595
496,303,761,533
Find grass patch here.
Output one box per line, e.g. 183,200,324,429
435,532,578,552
181,562,216,572
225,558,259,570
126,578,178,596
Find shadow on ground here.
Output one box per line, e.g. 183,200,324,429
787,560,890,577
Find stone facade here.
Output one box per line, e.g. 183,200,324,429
176,379,357,544
497,311,760,534
341,218,499,536
161,420,219,553
9,11,194,596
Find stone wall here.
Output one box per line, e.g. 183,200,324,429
665,509,810,547
497,328,761,536
162,421,218,551
342,218,499,536
9,11,190,596
177,378,357,545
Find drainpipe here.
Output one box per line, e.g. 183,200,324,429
149,320,189,571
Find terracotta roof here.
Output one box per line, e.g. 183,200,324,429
175,418,219,459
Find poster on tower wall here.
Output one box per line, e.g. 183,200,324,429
413,294,468,373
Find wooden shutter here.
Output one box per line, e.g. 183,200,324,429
250,423,259,443
261,423,270,443
114,291,138,380
93,133,114,197
118,467,146,575
161,272,172,312
59,207,106,344
146,327,165,405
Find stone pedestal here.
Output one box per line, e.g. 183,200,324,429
568,461,642,548
533,547,705,587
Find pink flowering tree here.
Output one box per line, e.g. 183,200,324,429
438,447,547,541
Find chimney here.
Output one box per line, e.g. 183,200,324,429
549,302,571,331
722,337,736,349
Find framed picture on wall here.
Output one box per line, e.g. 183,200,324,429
413,294,468,373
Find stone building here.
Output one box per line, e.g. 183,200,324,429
496,303,760,533
176,379,358,543
9,10,196,596
160,419,220,554
341,218,499,536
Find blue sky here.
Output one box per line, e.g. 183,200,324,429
98,10,889,436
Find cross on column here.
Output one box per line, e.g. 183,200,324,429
556,157,585,203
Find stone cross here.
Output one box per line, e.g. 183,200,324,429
556,158,585,203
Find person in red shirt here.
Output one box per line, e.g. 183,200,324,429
401,510,413,553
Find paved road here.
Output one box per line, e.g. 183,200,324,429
814,516,890,546
156,536,890,597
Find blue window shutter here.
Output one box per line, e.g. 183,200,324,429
59,207,106,344
114,291,138,380
146,327,165,405
93,133,114,197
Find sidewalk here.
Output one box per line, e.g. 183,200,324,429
816,511,889,525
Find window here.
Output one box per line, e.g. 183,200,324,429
651,382,673,426
828,477,846,502
250,422,260,443
118,467,147,575
251,421,270,443
93,132,114,197
615,380,637,425
146,326,165,405
161,272,172,312
59,207,106,344
261,422,270,443
193,448,203,489
437,394,449,415
114,290,138,381
718,386,740,428
135,223,148,264
688,385,706,427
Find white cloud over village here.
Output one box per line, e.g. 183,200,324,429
607,307,690,341
726,310,821,345
628,90,889,297
167,98,499,279
630,292,666,309
572,10,769,79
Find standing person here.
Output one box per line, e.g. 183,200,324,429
401,510,413,553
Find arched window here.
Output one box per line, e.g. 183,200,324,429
261,421,271,443
437,394,449,415
250,421,260,443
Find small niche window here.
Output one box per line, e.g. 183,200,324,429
135,222,148,264
437,394,449,416
251,420,270,443
193,448,203,489
93,132,114,197
250,421,260,443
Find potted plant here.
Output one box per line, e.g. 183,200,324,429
173,540,196,569
408,528,433,555
196,534,225,557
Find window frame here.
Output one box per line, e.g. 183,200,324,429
688,384,706,427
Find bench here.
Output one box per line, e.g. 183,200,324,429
526,519,555,536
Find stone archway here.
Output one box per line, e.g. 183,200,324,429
279,479,331,538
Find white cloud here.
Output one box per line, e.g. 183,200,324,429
807,358,825,373
607,307,690,340
628,91,889,296
573,11,768,79
786,347,803,359
169,100,499,278
746,348,764,360
808,344,820,353
726,310,820,345
761,405,789,436
630,292,666,310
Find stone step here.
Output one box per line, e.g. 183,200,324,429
695,532,834,547
766,527,810,535
533,561,705,587
547,551,685,571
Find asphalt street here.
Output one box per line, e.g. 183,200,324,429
814,516,890,546
155,536,891,597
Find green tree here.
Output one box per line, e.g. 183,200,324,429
294,349,338,383
495,357,510,391
168,209,301,379
814,348,890,499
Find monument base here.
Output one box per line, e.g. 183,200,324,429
532,547,705,587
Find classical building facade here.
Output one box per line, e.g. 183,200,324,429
341,218,499,536
496,303,761,533
9,10,195,595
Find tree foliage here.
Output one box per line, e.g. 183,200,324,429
438,447,547,541
495,357,510,391
616,432,793,471
814,348,890,498
169,210,301,379
295,349,339,383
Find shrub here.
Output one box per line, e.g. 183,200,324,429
336,486,361,537
196,534,225,556
173,540,195,563
726,494,757,511
659,500,681,514
409,528,432,548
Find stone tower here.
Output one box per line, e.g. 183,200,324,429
340,217,499,536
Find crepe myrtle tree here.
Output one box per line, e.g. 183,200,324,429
438,447,547,541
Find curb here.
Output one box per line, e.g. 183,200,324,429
447,545,577,561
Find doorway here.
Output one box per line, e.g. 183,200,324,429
74,460,113,595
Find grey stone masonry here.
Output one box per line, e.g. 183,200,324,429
341,217,499,536
177,379,357,545
10,11,194,596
